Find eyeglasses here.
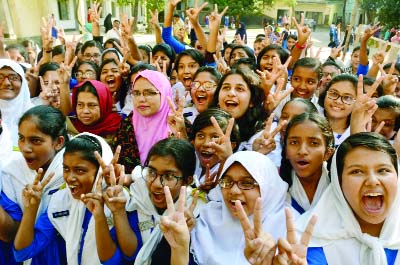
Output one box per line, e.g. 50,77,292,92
132,89,160,98
327,90,355,105
83,53,101,59
321,72,338,78
219,177,259,190
0,73,21,83
142,167,183,188
190,81,217,91
75,71,96,79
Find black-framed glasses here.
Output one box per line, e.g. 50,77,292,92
142,167,183,188
132,90,160,98
190,81,217,91
219,177,259,190
0,73,21,83
327,90,355,105
321,72,338,78
83,53,101,59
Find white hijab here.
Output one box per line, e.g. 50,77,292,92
0,122,13,169
190,151,288,265
295,147,400,265
47,132,113,265
288,162,330,213
0,59,33,146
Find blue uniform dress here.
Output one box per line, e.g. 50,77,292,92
307,247,398,265
14,207,142,265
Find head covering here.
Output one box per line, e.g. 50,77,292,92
236,22,247,43
295,147,400,265
191,151,288,265
101,48,123,63
104,13,113,32
48,132,113,265
132,70,173,164
71,80,121,137
0,59,33,146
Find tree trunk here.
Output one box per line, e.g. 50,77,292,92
342,0,359,61
342,0,347,26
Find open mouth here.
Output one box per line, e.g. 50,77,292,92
106,78,116,87
362,192,383,213
183,77,192,88
152,192,165,203
199,151,215,165
196,94,207,104
224,100,239,108
296,160,310,168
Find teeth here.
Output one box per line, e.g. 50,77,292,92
68,185,77,189
365,193,382,197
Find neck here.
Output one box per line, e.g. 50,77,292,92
357,216,384,237
297,168,322,203
328,116,348,134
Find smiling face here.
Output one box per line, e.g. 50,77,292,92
152,51,171,74
177,55,200,90
131,77,161,117
76,91,101,126
218,74,252,119
100,61,122,94
193,125,220,169
291,67,319,99
324,81,356,122
341,147,398,234
190,71,217,113
18,118,62,171
42,70,61,91
221,163,261,218
285,120,331,183
146,155,185,210
63,151,98,200
0,66,22,100
76,64,97,84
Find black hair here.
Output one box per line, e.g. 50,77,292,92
336,132,398,185
145,138,196,182
81,40,103,55
103,38,121,51
138,44,152,63
231,57,257,72
74,81,99,109
292,57,321,80
190,107,240,151
101,48,122,63
64,134,102,169
193,66,222,83
212,68,267,141
257,44,290,70
19,105,69,144
363,76,383,98
318,73,358,108
39,62,60,77
352,46,370,56
383,62,400,72
287,34,297,41
254,36,265,43
52,45,65,58
376,95,400,131
98,58,119,79
280,112,334,187
75,42,83,56
229,45,256,66
73,60,99,79
174,49,205,71
282,97,319,116
321,61,343,74
152,43,176,76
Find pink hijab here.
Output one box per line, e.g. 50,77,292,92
132,70,173,164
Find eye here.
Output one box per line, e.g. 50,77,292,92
195,133,204,139
289,140,298,145
349,169,362,174
378,167,393,174
32,138,42,144
63,167,69,172
292,77,300,82
221,85,230,91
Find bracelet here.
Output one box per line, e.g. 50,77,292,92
295,42,306,50
45,50,52,53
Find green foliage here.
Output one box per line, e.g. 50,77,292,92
115,0,136,5
209,0,266,16
376,0,400,27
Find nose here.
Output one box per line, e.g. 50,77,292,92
184,65,190,73
365,171,380,186
227,87,236,97
19,140,32,154
229,182,242,195
151,175,163,188
297,142,308,155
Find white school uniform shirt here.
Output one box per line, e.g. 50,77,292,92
190,151,288,265
295,150,400,265
0,123,12,170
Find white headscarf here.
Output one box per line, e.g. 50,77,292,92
190,151,288,265
295,145,400,265
0,59,33,146
48,132,113,265
0,122,12,169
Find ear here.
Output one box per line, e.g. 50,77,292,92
324,147,335,161
230,141,237,151
185,175,194,186
54,136,65,151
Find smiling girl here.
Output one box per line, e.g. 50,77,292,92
0,105,68,265
296,132,400,265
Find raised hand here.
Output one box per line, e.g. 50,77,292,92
186,0,208,24
198,164,219,193
253,114,283,155
292,14,311,46
350,75,381,134
149,9,160,28
257,56,291,95
167,96,187,139
237,198,276,265
213,53,230,74
39,76,60,108
81,173,105,218
103,164,127,214
264,78,294,115
379,62,399,96
58,56,77,84
160,186,190,250
120,13,135,40
22,169,54,208
206,116,234,162
208,5,229,31
329,45,344,60
41,16,53,54
273,208,317,265
94,146,123,185
89,2,102,25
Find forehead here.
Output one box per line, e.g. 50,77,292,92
373,108,398,120
77,91,99,101
322,65,340,73
293,66,319,79
84,46,100,54
132,77,156,90
282,101,308,114
0,66,17,74
263,49,279,57
329,81,356,95
223,162,253,179
153,50,167,57
194,71,214,81
78,64,96,72
178,55,196,64
101,61,118,69
287,120,325,139
148,155,180,171
223,73,246,85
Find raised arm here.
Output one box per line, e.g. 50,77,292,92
288,15,311,70
206,5,228,54
186,0,209,51
150,9,163,45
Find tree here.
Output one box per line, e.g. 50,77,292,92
360,0,380,24
376,0,400,27
209,0,263,23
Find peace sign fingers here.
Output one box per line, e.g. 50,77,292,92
111,145,121,166
236,200,256,240
285,207,297,245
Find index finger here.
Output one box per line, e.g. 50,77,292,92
33,168,44,186
219,6,229,17
166,96,177,113
356,74,364,98
264,113,274,134
235,200,255,240
389,62,396,76
40,172,55,188
224,118,234,139
366,76,383,98
285,207,297,245
176,186,187,214
118,165,125,186
188,190,198,213
210,116,225,136
111,145,121,166
164,186,175,216
108,164,117,186
69,56,78,68
95,171,103,194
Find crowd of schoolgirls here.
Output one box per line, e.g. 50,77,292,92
0,1,400,264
